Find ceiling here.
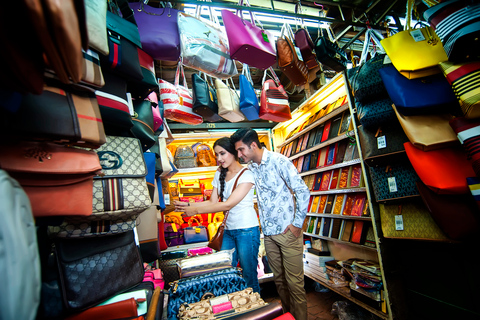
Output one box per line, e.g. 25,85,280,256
140,0,430,127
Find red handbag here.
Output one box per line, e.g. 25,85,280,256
259,67,292,122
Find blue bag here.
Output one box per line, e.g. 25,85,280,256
379,65,459,116
239,64,260,120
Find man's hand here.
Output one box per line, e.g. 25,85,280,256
283,224,302,238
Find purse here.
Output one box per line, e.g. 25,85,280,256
174,145,197,169
164,222,185,247
259,68,292,122
54,230,144,312
159,64,203,125
216,78,245,123
313,36,348,72
392,104,458,151
208,168,247,251
85,0,109,55
355,97,397,130
137,205,161,263
128,2,181,61
276,23,308,86
221,0,276,70
1,85,106,149
192,73,223,122
239,64,260,121
380,0,447,79
449,116,480,178
127,48,158,100
440,61,480,119
167,267,247,320
178,10,237,79
131,99,156,151
177,248,235,279
0,141,101,217
188,247,214,257
92,136,152,220
184,217,209,244
379,65,459,116
207,213,224,241
294,4,318,71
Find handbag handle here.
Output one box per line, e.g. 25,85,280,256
262,67,281,87
242,64,254,86
236,0,264,30
219,168,248,226
188,215,203,227
174,63,188,89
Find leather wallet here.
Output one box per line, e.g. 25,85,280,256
65,298,138,320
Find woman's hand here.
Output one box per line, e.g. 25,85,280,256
174,200,196,217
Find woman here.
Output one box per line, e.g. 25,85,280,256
174,137,260,293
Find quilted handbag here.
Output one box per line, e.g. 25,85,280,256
355,97,397,129
178,10,237,79
239,64,260,121
164,223,184,247
54,230,144,312
191,73,223,122
91,136,152,220
1,85,106,149
440,61,480,119
221,1,276,70
379,200,448,240
167,267,247,320
47,216,137,238
314,36,348,72
178,288,266,320
159,64,203,125
276,23,308,86
216,78,245,123
0,141,101,217
368,158,421,202
379,65,459,116
184,217,209,244
259,68,292,122
177,248,235,279
128,2,180,61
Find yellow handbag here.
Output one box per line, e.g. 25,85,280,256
380,0,448,79
207,212,224,240
164,211,184,225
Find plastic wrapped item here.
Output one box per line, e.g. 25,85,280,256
174,145,197,168
331,301,380,320
196,143,217,167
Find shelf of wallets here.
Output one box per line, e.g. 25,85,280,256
273,73,390,319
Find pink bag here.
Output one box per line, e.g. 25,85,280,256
143,267,165,289
221,0,276,70
147,92,163,132
159,64,203,125
187,246,213,257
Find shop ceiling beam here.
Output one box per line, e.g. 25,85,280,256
168,121,277,130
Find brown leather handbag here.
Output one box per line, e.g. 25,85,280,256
276,23,308,86
208,168,248,251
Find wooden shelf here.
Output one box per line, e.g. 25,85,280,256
310,187,367,196
300,159,361,177
303,232,377,251
289,130,355,161
306,213,371,221
304,270,389,320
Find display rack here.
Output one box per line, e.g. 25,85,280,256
272,73,392,319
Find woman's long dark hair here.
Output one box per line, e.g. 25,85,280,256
213,137,238,201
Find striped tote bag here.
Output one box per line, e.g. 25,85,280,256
259,67,292,122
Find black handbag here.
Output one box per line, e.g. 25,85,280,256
191,73,223,122
54,230,144,312
314,36,348,72
132,99,156,151
349,54,392,103
355,97,397,130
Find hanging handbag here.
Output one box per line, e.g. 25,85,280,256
440,61,480,119
208,168,247,251
1,85,106,149
167,267,247,320
216,78,245,123
137,205,161,263
91,136,152,220
392,104,458,151
176,248,235,279
178,8,237,79
0,141,101,217
184,217,209,244
380,0,447,79
277,23,309,86
355,97,397,130
294,3,318,70
313,36,348,72
128,2,180,61
127,48,158,100
239,64,260,121
221,0,276,70
192,73,223,122
85,0,109,55
259,67,292,122
449,116,480,178
379,65,459,116
159,63,203,125
54,230,144,312
131,99,156,151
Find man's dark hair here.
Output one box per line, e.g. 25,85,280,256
231,128,261,149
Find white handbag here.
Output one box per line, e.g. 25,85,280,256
216,78,245,123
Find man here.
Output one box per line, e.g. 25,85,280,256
231,128,309,320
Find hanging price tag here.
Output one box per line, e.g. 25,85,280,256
377,136,387,149
388,177,398,193
410,29,426,42
164,193,171,205
395,215,404,231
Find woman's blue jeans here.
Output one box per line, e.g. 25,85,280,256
221,226,260,293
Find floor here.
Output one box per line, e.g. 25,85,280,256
260,277,341,320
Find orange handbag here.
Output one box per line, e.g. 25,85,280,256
404,142,475,194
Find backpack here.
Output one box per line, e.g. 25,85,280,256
196,143,217,167
174,145,197,168
0,170,41,320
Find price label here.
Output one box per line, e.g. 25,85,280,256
294,46,304,61
388,177,398,193
377,136,387,149
395,215,404,231
410,29,426,42
164,193,171,205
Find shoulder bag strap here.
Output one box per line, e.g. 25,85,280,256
221,168,249,224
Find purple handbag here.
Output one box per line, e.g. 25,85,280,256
221,1,276,70
128,2,180,61
164,222,184,246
